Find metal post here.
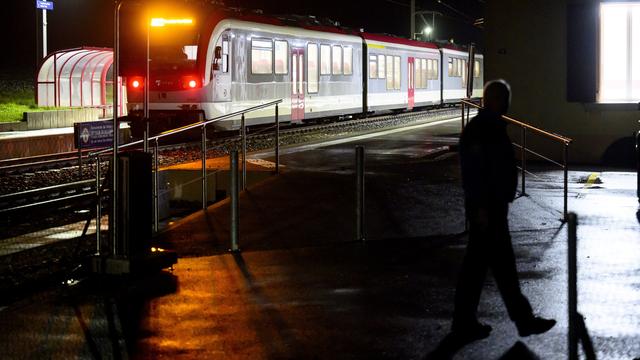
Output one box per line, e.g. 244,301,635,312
356,145,365,241
154,139,159,232
96,156,101,255
521,127,526,195
568,212,578,360
202,124,207,209
42,9,47,58
241,114,247,190
143,121,149,153
411,0,417,38
461,102,465,132
112,0,123,256
564,143,569,221
230,150,240,251
636,130,639,202
78,148,83,179
275,104,280,175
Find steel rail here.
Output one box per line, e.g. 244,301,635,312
0,179,95,201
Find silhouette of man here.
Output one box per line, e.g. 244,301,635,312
452,80,555,342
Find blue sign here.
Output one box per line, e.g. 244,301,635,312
74,120,113,150
36,1,53,10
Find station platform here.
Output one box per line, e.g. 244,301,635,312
0,123,129,160
0,116,639,359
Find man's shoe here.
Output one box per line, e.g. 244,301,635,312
516,316,556,337
451,321,492,342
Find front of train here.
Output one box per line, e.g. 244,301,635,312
125,5,214,137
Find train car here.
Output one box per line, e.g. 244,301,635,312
363,33,441,112
125,6,483,134
127,11,363,132
441,46,484,103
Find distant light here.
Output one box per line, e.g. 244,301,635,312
188,80,197,88
150,18,194,27
423,26,433,35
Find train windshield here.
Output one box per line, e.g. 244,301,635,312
149,27,200,74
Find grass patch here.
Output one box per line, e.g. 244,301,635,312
0,79,39,123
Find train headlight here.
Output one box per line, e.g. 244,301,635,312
188,80,197,88
132,80,141,88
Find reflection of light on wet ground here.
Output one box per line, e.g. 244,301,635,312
579,230,640,337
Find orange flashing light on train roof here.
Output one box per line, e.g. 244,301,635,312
150,18,194,27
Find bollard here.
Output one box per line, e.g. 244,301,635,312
230,150,240,251
568,212,578,360
202,124,207,209
95,156,101,255
153,139,159,233
636,130,639,202
275,104,280,175
241,114,247,190
460,102,465,133
564,144,569,221
521,127,526,195
356,145,365,241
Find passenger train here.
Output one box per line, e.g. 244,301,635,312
125,8,483,134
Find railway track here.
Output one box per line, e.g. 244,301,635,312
0,106,467,218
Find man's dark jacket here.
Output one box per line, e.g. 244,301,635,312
459,109,518,207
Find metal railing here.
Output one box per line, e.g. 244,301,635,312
89,99,283,253
461,99,573,220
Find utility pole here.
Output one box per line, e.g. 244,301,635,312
410,0,416,39
35,1,54,58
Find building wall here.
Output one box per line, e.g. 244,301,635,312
486,0,638,165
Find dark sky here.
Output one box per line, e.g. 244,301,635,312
2,0,483,77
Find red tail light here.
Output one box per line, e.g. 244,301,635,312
128,76,144,90
181,76,201,89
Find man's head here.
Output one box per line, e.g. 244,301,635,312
482,79,511,115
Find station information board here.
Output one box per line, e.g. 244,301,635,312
74,120,114,150
36,1,54,10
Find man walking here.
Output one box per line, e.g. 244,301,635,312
452,79,555,342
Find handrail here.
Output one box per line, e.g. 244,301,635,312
460,98,571,221
461,99,572,144
90,99,284,157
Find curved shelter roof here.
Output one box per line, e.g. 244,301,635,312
37,47,127,117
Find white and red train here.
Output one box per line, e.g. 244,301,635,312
125,9,483,133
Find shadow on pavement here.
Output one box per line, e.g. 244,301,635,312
498,341,540,359
426,337,540,360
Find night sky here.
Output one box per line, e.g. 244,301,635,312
2,0,483,78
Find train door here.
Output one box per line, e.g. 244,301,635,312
291,48,305,122
408,57,415,110
212,34,231,102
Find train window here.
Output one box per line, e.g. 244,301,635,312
393,56,401,90
222,41,229,73
251,39,273,74
415,59,422,89
292,54,298,94
448,58,453,76
320,45,331,75
432,59,438,79
369,55,377,79
343,47,353,75
308,43,319,93
386,55,393,89
274,40,288,75
457,59,463,77
474,60,480,78
428,59,433,80
378,55,386,79
332,45,343,75
420,59,425,85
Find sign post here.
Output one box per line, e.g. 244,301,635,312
36,1,53,58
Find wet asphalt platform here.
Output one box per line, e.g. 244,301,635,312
1,116,639,359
